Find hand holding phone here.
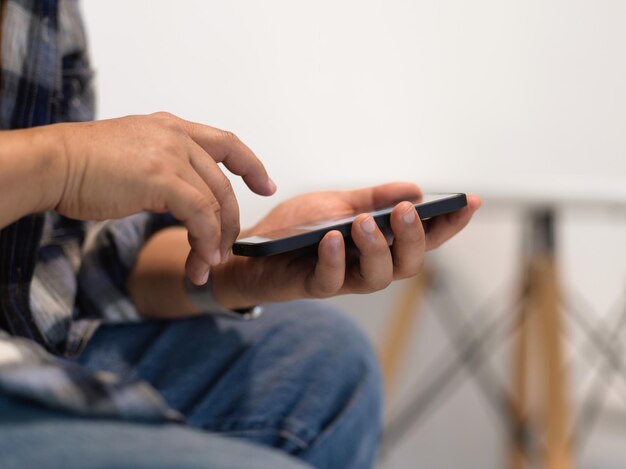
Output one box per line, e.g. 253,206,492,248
208,183,480,309
233,193,467,257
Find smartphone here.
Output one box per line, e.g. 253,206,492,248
232,193,467,257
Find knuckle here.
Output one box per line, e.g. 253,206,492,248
358,277,376,293
187,234,206,253
369,242,390,257
158,136,183,158
199,197,221,221
220,129,240,143
186,206,220,250
395,259,423,279
147,174,181,212
188,243,212,266
152,111,185,133
151,111,177,122
217,175,235,197
147,188,168,213
314,280,340,298
187,230,209,249
364,273,392,292
189,193,214,217
145,158,168,178
379,275,393,290
403,222,425,242
394,265,411,279
413,256,425,274
145,134,185,162
429,237,443,249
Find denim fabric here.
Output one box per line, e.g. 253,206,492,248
0,395,309,469
0,300,383,468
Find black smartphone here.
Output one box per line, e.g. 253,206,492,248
232,193,467,257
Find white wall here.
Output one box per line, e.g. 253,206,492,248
82,1,626,467
83,0,626,223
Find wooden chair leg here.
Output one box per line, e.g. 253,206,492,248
510,279,532,469
534,257,571,469
510,254,572,469
379,269,431,399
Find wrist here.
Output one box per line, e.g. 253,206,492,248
30,124,69,213
184,275,263,320
0,126,67,228
210,256,263,310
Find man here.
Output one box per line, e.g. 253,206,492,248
0,1,480,468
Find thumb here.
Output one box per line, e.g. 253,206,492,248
344,182,422,210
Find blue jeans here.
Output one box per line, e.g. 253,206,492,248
0,300,382,468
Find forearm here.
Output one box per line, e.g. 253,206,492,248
0,127,62,229
127,226,199,318
127,226,259,317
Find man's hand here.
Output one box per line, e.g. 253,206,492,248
42,112,275,285
211,182,481,309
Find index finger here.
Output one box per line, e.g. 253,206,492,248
181,119,276,197
425,194,481,250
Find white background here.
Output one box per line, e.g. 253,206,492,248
82,1,626,467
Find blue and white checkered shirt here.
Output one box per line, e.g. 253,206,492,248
0,0,181,421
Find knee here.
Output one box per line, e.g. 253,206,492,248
263,299,380,383
261,300,383,464
262,299,383,425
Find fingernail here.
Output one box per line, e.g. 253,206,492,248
199,269,209,285
211,250,221,265
327,235,341,251
268,178,277,193
221,249,231,264
361,216,376,234
403,206,416,224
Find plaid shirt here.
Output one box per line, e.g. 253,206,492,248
0,0,180,421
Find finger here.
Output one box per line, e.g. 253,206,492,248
180,119,276,196
346,214,394,293
187,140,240,260
344,182,423,211
160,179,222,284
425,194,482,250
304,231,345,298
175,166,226,261
185,249,210,285
389,201,426,279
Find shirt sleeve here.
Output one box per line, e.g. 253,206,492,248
76,212,180,322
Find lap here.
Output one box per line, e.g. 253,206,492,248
0,300,381,468
0,394,309,469
77,300,382,468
